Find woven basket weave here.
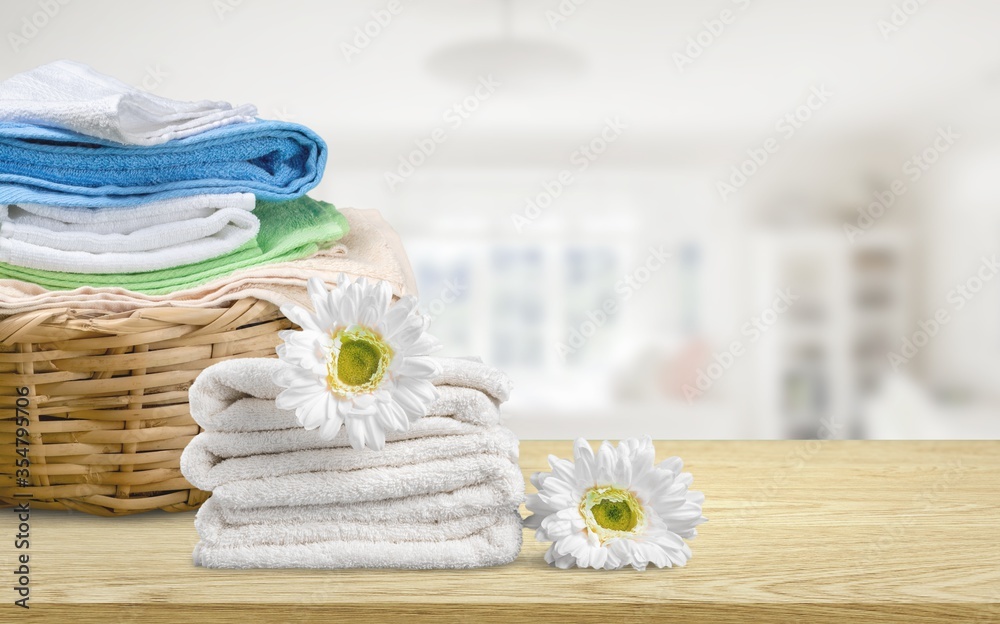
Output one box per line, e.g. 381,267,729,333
0,299,291,516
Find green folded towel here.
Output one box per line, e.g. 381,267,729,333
0,196,349,295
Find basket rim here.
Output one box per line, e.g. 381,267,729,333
0,298,280,344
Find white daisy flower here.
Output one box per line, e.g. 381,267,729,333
525,436,706,571
272,275,441,451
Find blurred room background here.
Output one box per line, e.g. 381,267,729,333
4,0,999,439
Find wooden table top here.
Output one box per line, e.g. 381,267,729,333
6,440,999,623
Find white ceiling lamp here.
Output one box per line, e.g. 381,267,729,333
427,0,587,89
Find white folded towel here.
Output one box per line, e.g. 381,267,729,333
190,389,500,438
209,453,522,510
182,426,519,490
0,60,257,145
195,497,511,547
185,414,501,467
192,511,523,569
206,480,523,526
188,356,510,431
3,194,256,250
0,194,259,273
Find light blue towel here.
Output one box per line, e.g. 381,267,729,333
0,119,326,207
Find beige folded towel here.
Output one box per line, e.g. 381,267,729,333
0,207,416,315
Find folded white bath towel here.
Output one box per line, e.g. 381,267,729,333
188,356,510,431
3,194,256,248
190,390,500,439
208,453,522,510
0,60,257,145
182,426,519,490
0,194,259,273
206,480,523,526
195,497,512,547
192,510,523,569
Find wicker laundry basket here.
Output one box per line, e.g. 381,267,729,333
0,299,292,516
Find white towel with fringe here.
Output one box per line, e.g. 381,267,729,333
0,60,256,145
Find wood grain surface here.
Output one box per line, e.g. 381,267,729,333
3,440,999,623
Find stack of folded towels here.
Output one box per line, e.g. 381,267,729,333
0,61,414,309
180,356,524,569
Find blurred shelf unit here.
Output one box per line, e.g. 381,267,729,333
751,227,910,439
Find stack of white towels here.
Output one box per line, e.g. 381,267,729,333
180,356,524,569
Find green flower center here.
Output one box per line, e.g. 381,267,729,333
580,486,645,542
591,499,637,532
327,326,393,395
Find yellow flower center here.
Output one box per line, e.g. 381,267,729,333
580,486,645,542
327,326,393,395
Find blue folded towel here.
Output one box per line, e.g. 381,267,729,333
0,119,326,207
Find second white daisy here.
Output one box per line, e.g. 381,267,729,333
525,436,706,570
273,275,440,450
